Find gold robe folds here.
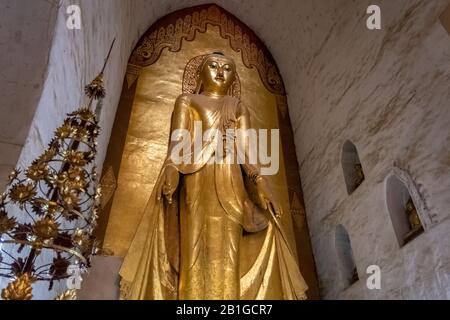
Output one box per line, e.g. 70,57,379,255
119,94,308,300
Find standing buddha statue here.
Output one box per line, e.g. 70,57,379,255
118,52,308,300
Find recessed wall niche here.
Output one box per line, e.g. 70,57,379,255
335,224,359,289
341,140,365,195
385,168,429,247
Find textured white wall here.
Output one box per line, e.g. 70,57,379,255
0,0,58,184
4,0,450,299
290,0,450,299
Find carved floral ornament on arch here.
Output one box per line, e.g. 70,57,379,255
128,4,285,96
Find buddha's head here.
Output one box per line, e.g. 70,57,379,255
196,52,236,96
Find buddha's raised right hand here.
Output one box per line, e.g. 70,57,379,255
156,164,179,204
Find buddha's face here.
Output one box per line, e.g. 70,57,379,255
199,54,236,95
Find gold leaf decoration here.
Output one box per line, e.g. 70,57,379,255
9,183,36,205
0,210,16,234
84,74,106,99
62,150,87,167
55,122,73,139
69,108,96,122
60,188,80,209
33,217,59,241
34,199,61,216
37,147,57,163
55,289,77,300
130,4,285,95
26,161,49,181
1,273,34,300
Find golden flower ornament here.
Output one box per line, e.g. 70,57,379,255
84,74,105,99
70,108,96,122
66,166,87,190
0,41,112,299
33,217,59,241
0,210,16,234
60,187,80,209
26,161,49,181
72,228,87,246
9,183,36,206
37,147,57,163
73,127,90,142
34,199,61,216
1,273,35,300
55,289,77,300
55,122,73,139
63,150,87,166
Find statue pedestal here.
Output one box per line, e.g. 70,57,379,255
77,256,123,300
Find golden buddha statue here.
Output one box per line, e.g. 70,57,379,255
118,52,308,300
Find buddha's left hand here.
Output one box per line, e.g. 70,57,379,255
255,177,283,218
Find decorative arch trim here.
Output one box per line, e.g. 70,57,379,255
385,166,432,230
128,3,285,95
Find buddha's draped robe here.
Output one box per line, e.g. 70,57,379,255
119,93,308,300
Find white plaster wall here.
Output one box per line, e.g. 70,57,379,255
0,0,58,185
289,0,450,299
4,0,450,299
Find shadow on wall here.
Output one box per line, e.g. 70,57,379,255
335,224,359,290
341,140,365,195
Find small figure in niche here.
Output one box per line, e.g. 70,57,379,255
405,198,423,231
353,163,365,190
350,266,359,284
403,197,424,243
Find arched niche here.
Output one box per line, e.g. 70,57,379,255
94,4,319,299
341,140,365,195
385,168,430,247
335,224,359,289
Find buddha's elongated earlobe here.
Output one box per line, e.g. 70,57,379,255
194,67,202,93
227,79,237,97
195,78,202,94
